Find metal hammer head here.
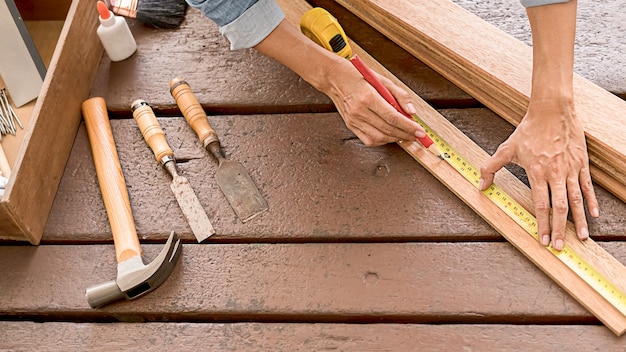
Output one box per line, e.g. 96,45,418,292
86,231,182,308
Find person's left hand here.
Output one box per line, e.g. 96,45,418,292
478,101,599,251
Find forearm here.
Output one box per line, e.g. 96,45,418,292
526,0,577,106
253,19,346,93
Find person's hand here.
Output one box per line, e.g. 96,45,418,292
479,100,599,251
253,20,425,146
318,58,427,146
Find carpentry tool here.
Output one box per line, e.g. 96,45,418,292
300,7,353,59
82,97,182,308
131,99,215,242
169,78,268,223
300,7,626,319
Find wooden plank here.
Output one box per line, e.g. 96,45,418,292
42,114,485,242
91,6,472,115
0,322,624,351
450,0,626,97
280,0,626,335
3,243,626,321
42,113,626,243
91,7,329,115
331,0,626,203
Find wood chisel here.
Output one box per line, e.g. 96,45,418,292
300,6,626,322
169,78,268,223
131,99,215,242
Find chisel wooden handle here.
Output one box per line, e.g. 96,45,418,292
131,99,174,164
169,77,219,148
82,97,141,263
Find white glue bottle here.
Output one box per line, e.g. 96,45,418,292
96,1,137,62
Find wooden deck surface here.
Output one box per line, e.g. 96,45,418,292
2,1,626,350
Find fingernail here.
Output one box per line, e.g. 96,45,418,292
580,227,589,240
591,207,599,217
406,103,416,115
554,239,564,251
415,130,426,138
541,235,550,246
478,178,485,190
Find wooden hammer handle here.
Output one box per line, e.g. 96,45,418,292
169,77,219,148
82,97,141,263
131,100,173,164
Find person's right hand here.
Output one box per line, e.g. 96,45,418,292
318,58,427,146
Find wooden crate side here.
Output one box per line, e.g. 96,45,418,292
0,0,103,243
14,0,72,21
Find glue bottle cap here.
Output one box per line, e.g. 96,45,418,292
97,1,111,20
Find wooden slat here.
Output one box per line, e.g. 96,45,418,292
332,0,626,203
3,243,626,320
42,113,626,243
90,6,472,115
279,0,626,335
0,322,624,351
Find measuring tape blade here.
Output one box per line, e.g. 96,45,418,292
414,114,626,316
298,6,626,318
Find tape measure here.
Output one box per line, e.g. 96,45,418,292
300,7,353,59
300,7,626,316
421,118,626,316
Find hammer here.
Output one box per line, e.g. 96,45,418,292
82,97,182,308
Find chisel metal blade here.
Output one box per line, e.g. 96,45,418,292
171,175,215,241
216,159,268,222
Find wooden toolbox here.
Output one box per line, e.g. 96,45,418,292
0,0,103,243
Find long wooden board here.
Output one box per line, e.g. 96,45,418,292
0,243,621,319
332,0,626,203
44,112,626,242
280,0,626,335
0,322,624,351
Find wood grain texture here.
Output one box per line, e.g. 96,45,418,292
0,0,103,243
0,322,624,352
14,0,72,21
280,0,626,335
451,0,626,97
90,5,473,115
333,0,626,203
43,112,626,243
3,243,626,321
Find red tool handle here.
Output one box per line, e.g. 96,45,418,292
350,55,433,148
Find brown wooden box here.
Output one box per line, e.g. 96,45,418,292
0,0,103,243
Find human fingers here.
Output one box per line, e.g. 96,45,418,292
580,164,600,219
548,177,568,251
364,90,424,144
527,173,552,248
377,76,427,140
567,172,589,241
479,142,514,191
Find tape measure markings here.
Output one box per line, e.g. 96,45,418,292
414,114,626,316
